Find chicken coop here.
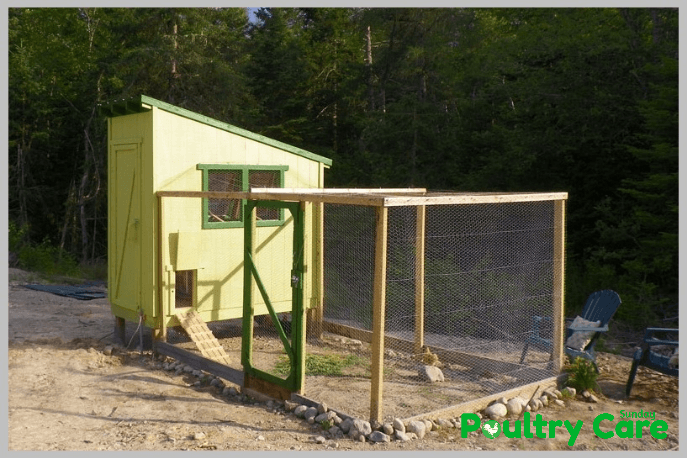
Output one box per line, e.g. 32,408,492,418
102,95,567,423
101,95,331,348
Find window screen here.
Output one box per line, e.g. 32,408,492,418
207,170,242,223
198,164,288,228
249,170,281,221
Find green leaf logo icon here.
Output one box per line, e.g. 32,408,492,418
482,420,501,439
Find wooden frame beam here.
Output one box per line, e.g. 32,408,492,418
156,190,569,208
401,375,564,423
154,341,244,387
414,205,426,356
370,206,388,423
552,200,566,371
323,321,533,375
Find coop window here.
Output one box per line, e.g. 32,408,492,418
197,164,288,228
175,270,195,309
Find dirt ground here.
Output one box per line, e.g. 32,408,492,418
6,267,680,451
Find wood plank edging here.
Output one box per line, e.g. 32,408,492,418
401,374,565,423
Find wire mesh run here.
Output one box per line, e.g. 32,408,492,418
156,191,565,422
319,199,563,421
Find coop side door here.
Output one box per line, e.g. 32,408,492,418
111,143,141,311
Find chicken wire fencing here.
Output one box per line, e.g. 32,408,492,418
318,199,564,421
156,191,565,423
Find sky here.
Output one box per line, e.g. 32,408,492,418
247,7,258,23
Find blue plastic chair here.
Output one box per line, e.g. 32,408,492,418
626,327,678,396
519,290,622,372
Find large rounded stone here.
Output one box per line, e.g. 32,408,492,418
369,431,390,443
315,411,337,423
339,418,353,433
294,405,308,418
393,418,405,434
304,407,318,421
485,402,508,419
407,420,426,440
437,418,452,428
351,419,372,437
420,365,445,383
529,398,542,412
506,398,524,416
395,430,411,442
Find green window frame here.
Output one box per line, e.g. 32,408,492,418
197,164,288,229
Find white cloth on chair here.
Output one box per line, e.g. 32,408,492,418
565,316,601,351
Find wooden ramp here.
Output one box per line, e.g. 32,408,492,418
175,309,232,365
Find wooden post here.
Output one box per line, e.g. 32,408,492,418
370,206,388,423
114,316,126,344
294,201,307,394
154,195,167,342
316,201,324,337
242,202,258,369
307,201,324,338
414,205,426,356
552,200,566,371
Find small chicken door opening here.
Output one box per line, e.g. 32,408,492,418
175,270,195,309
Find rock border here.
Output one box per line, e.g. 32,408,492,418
148,351,598,445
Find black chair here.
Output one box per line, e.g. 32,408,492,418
520,290,622,372
626,327,678,396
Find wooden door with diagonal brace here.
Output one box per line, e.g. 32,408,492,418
242,200,306,398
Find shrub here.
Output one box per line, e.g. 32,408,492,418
8,220,29,252
564,357,600,393
18,240,80,277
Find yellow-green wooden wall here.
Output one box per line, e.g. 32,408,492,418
108,106,325,330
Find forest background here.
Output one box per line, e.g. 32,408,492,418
6,7,678,331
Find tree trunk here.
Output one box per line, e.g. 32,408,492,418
77,106,101,264
59,180,76,252
169,21,178,104
366,25,375,111
410,107,418,186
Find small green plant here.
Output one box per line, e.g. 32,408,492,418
320,419,332,430
564,357,600,393
274,353,366,376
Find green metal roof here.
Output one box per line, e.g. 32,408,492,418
99,95,333,167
